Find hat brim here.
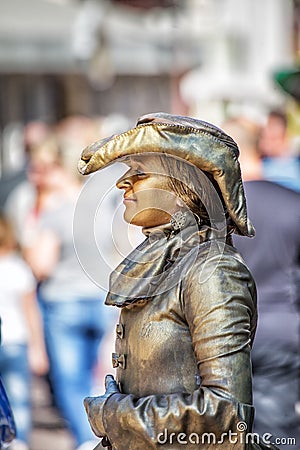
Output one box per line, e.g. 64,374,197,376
78,113,254,237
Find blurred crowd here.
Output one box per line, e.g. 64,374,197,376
0,107,299,449
222,112,300,446
0,114,134,450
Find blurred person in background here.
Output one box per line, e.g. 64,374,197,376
3,114,130,449
21,131,108,450
4,129,61,249
23,121,53,154
0,120,53,210
258,109,300,193
0,213,48,450
0,119,53,214
223,117,300,447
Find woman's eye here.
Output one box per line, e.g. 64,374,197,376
136,170,146,177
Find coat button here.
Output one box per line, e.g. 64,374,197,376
116,323,124,339
112,353,126,369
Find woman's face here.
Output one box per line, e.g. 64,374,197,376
116,155,179,228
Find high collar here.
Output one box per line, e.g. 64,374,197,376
142,222,173,238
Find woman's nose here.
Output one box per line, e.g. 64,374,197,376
116,170,133,190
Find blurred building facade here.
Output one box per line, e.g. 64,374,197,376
0,0,299,175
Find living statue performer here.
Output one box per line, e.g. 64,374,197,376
78,113,279,450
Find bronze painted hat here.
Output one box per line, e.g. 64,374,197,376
78,112,254,237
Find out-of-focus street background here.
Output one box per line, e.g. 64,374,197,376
0,1,299,449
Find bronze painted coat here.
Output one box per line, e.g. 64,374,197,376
97,224,271,449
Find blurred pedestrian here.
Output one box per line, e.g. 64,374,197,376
258,109,300,192
0,214,48,450
223,117,300,448
23,134,107,450
4,134,64,251
4,115,131,449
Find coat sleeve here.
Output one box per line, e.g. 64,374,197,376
100,253,262,449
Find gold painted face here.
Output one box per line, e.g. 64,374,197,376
116,155,179,228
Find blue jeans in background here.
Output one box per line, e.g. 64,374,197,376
0,344,31,445
40,299,106,447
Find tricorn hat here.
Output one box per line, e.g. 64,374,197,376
78,112,254,237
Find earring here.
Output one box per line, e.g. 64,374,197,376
170,211,187,231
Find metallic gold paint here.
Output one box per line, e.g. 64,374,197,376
78,113,254,237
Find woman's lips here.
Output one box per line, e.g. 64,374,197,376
123,196,136,204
